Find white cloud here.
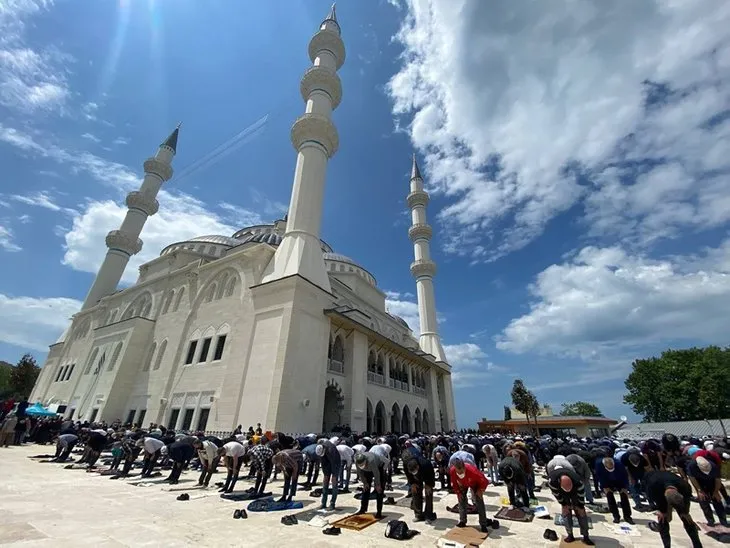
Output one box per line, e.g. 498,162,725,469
0,2,71,114
18,214,31,224
81,132,100,143
10,190,75,214
443,342,505,387
0,293,80,351
81,101,98,121
497,239,730,356
62,192,238,283
385,291,420,336
388,0,730,261
0,225,21,252
113,136,129,146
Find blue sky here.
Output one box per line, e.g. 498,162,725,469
1,0,729,428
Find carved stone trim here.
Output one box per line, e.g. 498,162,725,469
308,30,345,69
143,158,173,181
291,113,339,157
106,230,143,255
407,190,429,209
408,223,433,242
126,191,159,216
410,259,436,278
300,66,342,109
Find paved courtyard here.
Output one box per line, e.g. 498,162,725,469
0,444,726,547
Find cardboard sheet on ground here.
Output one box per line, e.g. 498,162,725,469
294,508,325,523
220,491,272,501
601,522,640,536
554,515,593,529
586,503,610,514
559,539,594,547
495,506,534,522
330,513,382,531
437,526,488,548
247,498,304,512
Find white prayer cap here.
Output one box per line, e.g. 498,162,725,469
160,446,168,456
307,433,317,439
315,444,325,457
680,441,690,446
696,456,712,474
703,440,714,449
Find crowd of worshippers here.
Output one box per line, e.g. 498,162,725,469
24,418,730,544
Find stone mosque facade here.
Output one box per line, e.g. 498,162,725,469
29,6,457,435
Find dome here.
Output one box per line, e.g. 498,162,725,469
235,231,283,246
188,235,240,246
390,314,411,330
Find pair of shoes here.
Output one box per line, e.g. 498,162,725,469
385,496,396,505
323,527,341,536
612,516,621,524
564,534,576,543
624,517,635,525
456,521,467,528
375,513,385,520
281,515,298,525
328,505,336,512
582,537,595,546
176,493,189,501
413,514,425,522
543,529,558,542
427,512,437,521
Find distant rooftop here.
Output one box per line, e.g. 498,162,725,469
614,418,729,439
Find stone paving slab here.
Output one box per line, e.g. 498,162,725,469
0,444,726,547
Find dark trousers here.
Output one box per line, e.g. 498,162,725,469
121,450,140,476
437,464,451,489
253,460,273,495
358,466,385,516
168,460,185,483
412,482,434,519
282,463,302,501
507,480,530,508
338,460,351,489
658,510,703,548
141,450,160,477
457,486,488,529
698,494,728,526
55,442,75,462
222,456,244,493
198,457,218,486
561,505,590,540
305,459,320,485
606,489,632,521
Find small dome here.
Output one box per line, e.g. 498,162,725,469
390,314,411,330
188,235,240,246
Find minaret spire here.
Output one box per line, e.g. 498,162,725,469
262,5,345,291
407,154,446,362
80,126,178,310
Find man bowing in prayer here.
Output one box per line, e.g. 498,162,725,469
316,439,341,511
406,454,437,522
548,464,594,546
645,470,703,548
273,448,304,503
450,457,491,533
355,451,387,519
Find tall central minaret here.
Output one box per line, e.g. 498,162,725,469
80,125,180,310
261,4,344,293
408,155,447,362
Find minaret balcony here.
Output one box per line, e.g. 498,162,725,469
410,259,436,278
143,158,173,181
126,191,159,216
106,230,143,256
407,190,429,209
408,223,432,242
291,113,339,158
308,30,346,69
301,66,342,109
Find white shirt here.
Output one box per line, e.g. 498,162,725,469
370,444,391,464
222,441,246,458
198,440,218,463
336,444,354,464
143,437,165,454
352,444,367,455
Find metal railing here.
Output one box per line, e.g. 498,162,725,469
413,387,427,397
327,359,344,374
367,371,385,385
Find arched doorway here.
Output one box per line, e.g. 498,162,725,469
391,403,401,434
322,381,343,433
374,401,386,434
422,410,430,433
402,405,411,434
366,399,373,433
414,408,422,432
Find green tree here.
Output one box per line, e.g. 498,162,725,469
560,401,603,417
0,361,13,397
503,405,512,421
624,346,730,434
511,379,541,435
10,354,40,399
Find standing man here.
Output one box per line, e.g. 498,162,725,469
217,439,246,494
354,451,387,519
595,456,634,524
272,448,304,503
687,456,728,527
548,464,594,546
406,455,437,522
482,444,500,484
645,470,703,548
449,457,491,533
316,440,341,511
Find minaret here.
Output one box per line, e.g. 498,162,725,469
80,125,179,310
261,3,344,293
408,154,447,362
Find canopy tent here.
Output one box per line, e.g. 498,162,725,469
24,403,57,417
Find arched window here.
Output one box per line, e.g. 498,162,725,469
153,340,167,370
205,284,217,303
141,301,151,317
331,336,344,363
173,287,185,311
162,291,174,314
84,348,98,375
143,342,156,372
216,276,228,299
225,276,237,297
108,342,123,371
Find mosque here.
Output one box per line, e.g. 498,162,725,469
29,6,457,435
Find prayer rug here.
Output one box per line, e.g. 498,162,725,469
220,491,272,501
294,508,325,523
446,503,478,515
495,506,534,522
554,515,593,529
700,523,730,535
586,503,610,514
601,522,640,537
247,499,304,512
331,513,382,531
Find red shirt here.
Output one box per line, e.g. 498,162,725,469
694,449,721,467
450,463,489,493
